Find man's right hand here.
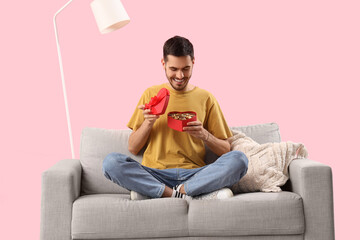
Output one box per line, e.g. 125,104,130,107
138,104,160,126
128,105,160,155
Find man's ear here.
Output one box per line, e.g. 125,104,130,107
161,58,166,69
192,57,195,65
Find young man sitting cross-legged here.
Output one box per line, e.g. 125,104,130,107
103,36,248,200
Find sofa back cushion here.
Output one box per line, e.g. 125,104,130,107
80,128,142,194
80,122,280,194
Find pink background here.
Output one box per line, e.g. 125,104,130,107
1,0,359,239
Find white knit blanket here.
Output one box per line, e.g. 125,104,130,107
229,130,308,193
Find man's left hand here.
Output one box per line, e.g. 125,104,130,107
183,121,209,141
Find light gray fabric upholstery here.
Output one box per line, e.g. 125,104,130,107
231,122,281,144
289,159,335,240
80,128,143,194
40,159,82,240
40,123,335,240
188,237,303,240
71,192,304,239
72,236,303,240
188,192,304,237
72,194,189,239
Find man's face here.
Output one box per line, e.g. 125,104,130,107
162,55,195,91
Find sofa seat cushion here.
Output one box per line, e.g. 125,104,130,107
71,194,189,239
188,192,304,237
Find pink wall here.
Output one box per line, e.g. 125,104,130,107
1,0,359,239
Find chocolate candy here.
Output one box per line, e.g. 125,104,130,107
169,112,196,120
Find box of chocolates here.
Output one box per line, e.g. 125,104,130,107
168,111,197,132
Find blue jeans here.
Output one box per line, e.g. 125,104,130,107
102,151,248,198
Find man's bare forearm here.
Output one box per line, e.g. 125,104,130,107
128,105,159,155
128,120,154,155
203,132,231,156
183,120,231,156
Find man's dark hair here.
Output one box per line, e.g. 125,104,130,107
163,36,194,62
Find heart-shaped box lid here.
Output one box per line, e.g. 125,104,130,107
144,88,170,115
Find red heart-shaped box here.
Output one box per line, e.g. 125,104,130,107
168,111,197,132
144,88,170,115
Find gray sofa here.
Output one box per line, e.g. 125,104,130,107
40,123,335,240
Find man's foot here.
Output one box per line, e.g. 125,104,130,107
130,185,194,201
195,188,234,200
130,191,150,200
172,184,192,200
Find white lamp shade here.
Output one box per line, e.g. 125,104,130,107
91,0,130,34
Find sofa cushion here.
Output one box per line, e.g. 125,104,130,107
80,123,281,194
230,122,281,144
80,128,143,194
71,194,189,239
188,191,304,236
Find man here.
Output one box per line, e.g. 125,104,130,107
103,36,248,200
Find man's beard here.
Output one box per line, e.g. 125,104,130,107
168,77,190,91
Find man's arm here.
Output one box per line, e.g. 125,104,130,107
183,121,231,156
128,105,159,155
203,130,231,156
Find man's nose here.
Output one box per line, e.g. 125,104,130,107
176,70,184,79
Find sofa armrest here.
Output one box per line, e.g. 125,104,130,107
289,158,335,240
40,159,82,240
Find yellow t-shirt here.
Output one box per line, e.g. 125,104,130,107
127,83,232,169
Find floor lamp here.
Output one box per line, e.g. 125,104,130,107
54,0,130,159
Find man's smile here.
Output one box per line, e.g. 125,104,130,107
173,78,185,83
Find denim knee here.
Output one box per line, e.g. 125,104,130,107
230,151,249,176
102,152,126,178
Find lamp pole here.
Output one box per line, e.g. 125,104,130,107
53,0,130,159
54,0,76,159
